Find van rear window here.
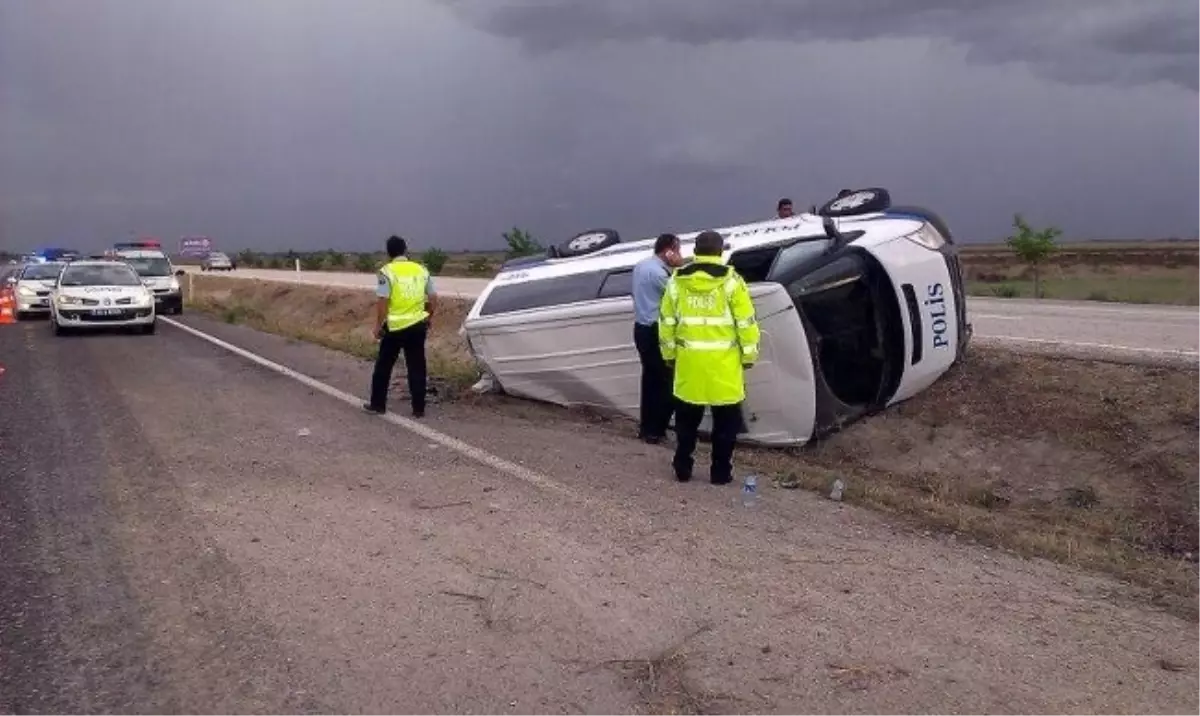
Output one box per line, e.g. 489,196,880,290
478,272,606,316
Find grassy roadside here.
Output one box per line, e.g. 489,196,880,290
967,274,1198,305
183,274,480,388
184,273,1199,619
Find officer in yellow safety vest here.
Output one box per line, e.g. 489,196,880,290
363,235,438,417
659,229,759,484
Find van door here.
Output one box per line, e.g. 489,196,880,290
859,233,959,404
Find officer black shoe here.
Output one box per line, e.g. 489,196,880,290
412,408,426,418
710,474,733,485
361,403,385,414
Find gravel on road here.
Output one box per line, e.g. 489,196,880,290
1,316,1195,713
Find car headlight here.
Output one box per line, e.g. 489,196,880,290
17,285,36,297
903,224,946,251
169,278,180,291
57,294,80,305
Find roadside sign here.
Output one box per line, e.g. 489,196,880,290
180,236,213,257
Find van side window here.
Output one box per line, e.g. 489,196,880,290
478,273,605,316
765,240,831,284
727,246,783,282
597,270,633,298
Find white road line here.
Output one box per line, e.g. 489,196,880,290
977,334,1200,358
159,317,580,500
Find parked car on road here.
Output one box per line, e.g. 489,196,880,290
461,187,972,447
115,249,183,314
201,252,235,271
8,261,66,319
50,259,157,336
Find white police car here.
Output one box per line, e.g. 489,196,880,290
461,187,971,447
50,259,157,335
7,261,64,319
114,248,183,314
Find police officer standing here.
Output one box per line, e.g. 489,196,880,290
659,230,759,484
631,233,683,444
363,235,437,418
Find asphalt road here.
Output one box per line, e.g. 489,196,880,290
1,315,1196,713
179,266,1199,362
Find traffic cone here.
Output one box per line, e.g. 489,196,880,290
0,290,16,325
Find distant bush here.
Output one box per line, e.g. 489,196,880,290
354,252,377,273
420,248,449,275
467,256,491,274
992,284,1020,298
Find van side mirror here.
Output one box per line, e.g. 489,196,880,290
174,269,186,277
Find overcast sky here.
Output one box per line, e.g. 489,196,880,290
1,0,1196,253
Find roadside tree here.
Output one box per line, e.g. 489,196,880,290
1006,213,1061,299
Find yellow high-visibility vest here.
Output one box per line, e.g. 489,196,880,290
658,255,759,406
379,258,430,331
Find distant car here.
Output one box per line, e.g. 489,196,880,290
50,259,157,336
9,261,65,319
115,249,183,314
201,252,235,271
462,187,972,448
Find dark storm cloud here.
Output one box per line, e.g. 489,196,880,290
0,0,1196,254
448,0,1199,91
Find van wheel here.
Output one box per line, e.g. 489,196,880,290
53,320,69,336
817,188,891,217
554,229,620,258
142,321,157,335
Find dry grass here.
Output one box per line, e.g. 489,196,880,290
183,273,1198,617
967,269,1198,305
184,274,480,387
741,350,1199,619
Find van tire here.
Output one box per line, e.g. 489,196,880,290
555,229,620,258
817,188,891,218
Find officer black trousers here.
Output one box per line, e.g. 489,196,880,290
369,320,428,415
633,322,674,439
672,400,743,484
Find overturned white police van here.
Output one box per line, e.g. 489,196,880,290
460,188,972,447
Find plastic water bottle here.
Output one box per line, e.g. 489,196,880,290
741,474,759,509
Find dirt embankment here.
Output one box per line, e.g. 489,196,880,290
184,274,1200,618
